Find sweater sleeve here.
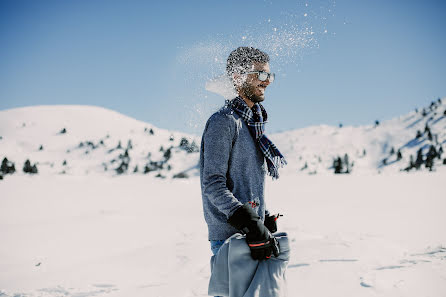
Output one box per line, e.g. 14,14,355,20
201,112,243,217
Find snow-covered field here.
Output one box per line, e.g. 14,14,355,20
1,173,445,297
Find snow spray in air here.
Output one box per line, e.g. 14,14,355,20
176,1,336,134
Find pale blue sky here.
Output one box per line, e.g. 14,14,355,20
1,0,445,135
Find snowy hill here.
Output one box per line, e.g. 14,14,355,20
0,105,200,178
271,97,446,175
1,98,445,180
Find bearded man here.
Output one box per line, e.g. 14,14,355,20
200,46,287,263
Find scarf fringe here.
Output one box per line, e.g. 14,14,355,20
231,97,287,179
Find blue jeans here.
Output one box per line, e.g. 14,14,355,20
210,240,226,297
210,239,225,255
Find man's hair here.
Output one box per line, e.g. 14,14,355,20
226,47,270,79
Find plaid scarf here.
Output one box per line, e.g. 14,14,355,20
230,96,287,179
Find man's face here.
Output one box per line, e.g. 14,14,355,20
239,62,271,104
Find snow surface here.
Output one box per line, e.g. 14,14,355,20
1,100,445,296
1,173,445,297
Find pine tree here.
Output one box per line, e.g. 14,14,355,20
164,147,172,161
427,130,433,141
333,157,343,174
396,150,402,161
1,157,16,174
23,159,38,174
426,145,438,162
415,149,424,170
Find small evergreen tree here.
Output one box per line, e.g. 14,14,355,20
1,157,16,174
390,147,395,155
427,130,433,141
416,130,423,139
396,150,402,161
23,159,38,174
164,147,172,161
415,148,424,170
333,157,343,174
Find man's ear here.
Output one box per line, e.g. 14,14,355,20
232,73,243,88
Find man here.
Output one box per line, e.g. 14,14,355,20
200,46,287,261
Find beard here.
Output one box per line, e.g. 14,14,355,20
240,82,265,104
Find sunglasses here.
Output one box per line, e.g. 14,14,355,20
243,71,275,82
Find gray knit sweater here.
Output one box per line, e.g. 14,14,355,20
200,103,267,241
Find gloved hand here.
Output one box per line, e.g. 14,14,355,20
264,213,283,233
228,203,280,260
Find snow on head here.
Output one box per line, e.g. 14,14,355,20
176,1,334,131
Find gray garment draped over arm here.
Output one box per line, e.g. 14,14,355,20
209,232,290,297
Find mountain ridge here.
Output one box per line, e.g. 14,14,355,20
1,98,445,179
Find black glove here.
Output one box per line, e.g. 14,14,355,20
264,213,283,233
228,203,280,260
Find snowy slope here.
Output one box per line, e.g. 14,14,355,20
0,105,200,178
1,98,445,179
271,98,446,175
